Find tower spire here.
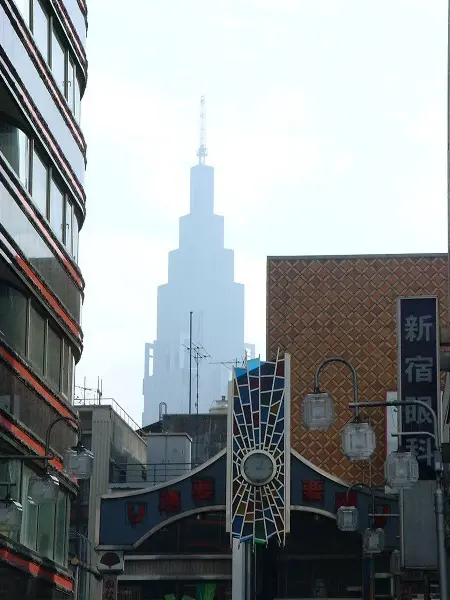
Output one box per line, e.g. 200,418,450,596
196,96,208,165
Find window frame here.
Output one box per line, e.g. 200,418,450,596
0,280,74,400
0,459,70,565
31,0,50,63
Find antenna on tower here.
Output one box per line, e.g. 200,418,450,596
196,95,208,165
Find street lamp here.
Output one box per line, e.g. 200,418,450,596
302,357,376,459
28,473,59,505
64,441,94,480
0,484,22,533
336,504,359,531
341,421,376,461
0,415,94,513
302,392,335,430
336,482,385,555
384,448,419,490
348,399,447,600
302,357,357,430
363,527,385,555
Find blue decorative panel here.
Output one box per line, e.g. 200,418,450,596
227,350,290,546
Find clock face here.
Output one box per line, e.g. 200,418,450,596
241,451,276,486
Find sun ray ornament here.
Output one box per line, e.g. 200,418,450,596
226,350,291,547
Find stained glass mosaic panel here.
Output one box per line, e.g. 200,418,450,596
227,350,290,547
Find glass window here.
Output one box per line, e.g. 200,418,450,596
37,502,55,558
61,340,69,396
15,0,30,26
65,199,73,254
0,283,27,355
20,465,38,551
73,210,79,261
0,460,21,541
66,57,75,112
50,177,64,241
54,490,67,565
0,122,30,189
74,75,81,123
29,304,45,373
46,325,61,389
31,150,48,216
32,0,49,62
51,29,66,94
0,190,82,320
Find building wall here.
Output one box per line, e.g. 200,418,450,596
0,0,87,594
267,254,448,484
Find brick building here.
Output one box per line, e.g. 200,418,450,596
266,253,448,485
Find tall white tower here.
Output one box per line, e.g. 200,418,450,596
142,99,246,426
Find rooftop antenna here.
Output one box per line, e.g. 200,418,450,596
209,356,247,372
183,342,211,414
196,95,208,165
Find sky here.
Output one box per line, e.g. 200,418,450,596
75,0,449,426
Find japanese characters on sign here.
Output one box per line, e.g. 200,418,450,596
192,476,215,503
158,489,181,513
302,479,324,503
397,297,439,480
102,576,118,600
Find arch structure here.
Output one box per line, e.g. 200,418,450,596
97,446,399,556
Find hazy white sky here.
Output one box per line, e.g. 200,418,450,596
76,0,448,425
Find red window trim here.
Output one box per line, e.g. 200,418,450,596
0,54,86,206
0,233,83,342
0,411,64,472
0,344,79,428
16,254,82,340
0,160,85,291
0,548,73,591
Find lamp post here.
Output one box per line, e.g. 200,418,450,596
348,399,447,600
337,482,385,554
302,357,377,459
0,415,94,517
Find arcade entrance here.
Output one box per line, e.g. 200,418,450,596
253,510,388,600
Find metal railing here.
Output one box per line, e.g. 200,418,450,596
109,461,202,486
73,396,142,435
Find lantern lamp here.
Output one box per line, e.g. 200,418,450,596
384,450,419,490
64,442,94,480
342,421,376,461
302,392,335,430
28,473,59,505
336,505,359,532
0,496,23,532
363,527,385,555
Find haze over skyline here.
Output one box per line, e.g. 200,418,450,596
76,0,448,425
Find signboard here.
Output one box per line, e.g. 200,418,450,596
397,296,440,480
102,575,118,600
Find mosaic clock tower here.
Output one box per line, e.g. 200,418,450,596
226,351,291,546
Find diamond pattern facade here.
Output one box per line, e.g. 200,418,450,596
267,254,448,484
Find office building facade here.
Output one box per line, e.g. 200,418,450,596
0,0,87,596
